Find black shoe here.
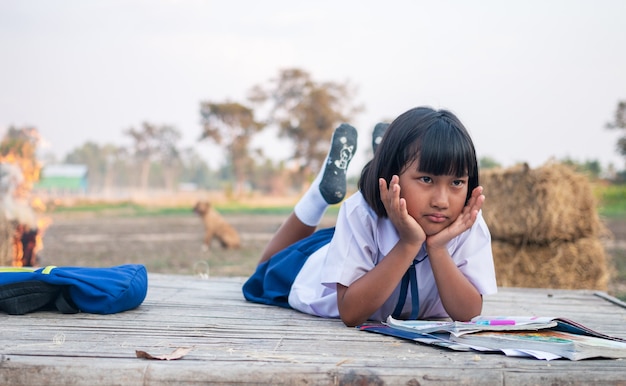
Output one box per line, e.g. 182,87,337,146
319,123,358,204
372,122,389,154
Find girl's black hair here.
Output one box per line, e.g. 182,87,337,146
358,106,479,217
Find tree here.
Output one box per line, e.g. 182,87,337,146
124,123,182,191
155,129,183,191
606,100,626,160
560,157,602,179
65,142,130,193
479,156,501,170
248,68,363,187
101,145,130,194
199,101,263,197
178,147,217,189
65,141,105,191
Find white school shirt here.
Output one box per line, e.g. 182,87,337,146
288,191,497,322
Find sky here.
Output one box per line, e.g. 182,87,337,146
1,0,625,176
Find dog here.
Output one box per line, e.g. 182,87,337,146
192,200,241,251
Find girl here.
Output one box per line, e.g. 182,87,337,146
243,106,497,327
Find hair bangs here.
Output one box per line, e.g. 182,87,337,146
417,120,476,178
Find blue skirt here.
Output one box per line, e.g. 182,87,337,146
242,227,335,309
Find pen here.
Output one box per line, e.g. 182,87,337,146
475,319,516,326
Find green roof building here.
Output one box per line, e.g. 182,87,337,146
35,164,88,194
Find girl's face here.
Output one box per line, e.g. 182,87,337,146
398,159,469,236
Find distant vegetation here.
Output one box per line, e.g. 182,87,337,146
596,184,626,218
46,182,623,219
4,69,625,201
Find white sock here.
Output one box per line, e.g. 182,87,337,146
294,172,329,226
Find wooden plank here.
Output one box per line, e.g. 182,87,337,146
1,274,626,385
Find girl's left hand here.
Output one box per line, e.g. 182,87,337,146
426,186,485,249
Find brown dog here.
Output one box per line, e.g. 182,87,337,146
192,200,241,250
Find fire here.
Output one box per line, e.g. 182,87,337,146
12,224,36,267
0,128,41,197
34,216,53,258
0,126,50,267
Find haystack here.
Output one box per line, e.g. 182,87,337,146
491,238,608,290
0,210,14,266
481,162,609,290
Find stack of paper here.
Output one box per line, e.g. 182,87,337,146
359,316,626,360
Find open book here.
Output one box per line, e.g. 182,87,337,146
385,315,559,336
359,315,626,360
450,329,626,361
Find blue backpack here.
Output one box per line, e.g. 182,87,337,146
0,264,148,315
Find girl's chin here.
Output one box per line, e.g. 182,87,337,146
420,223,450,237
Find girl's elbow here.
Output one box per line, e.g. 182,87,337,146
342,319,359,328
452,309,481,322
340,311,367,327
450,298,483,321
338,305,369,327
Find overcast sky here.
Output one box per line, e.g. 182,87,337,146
1,0,625,176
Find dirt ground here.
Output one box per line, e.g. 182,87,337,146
39,212,626,297
39,212,337,277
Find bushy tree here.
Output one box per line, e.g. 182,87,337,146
560,157,602,179
607,100,626,159
124,123,182,191
479,156,501,170
66,143,130,190
199,101,263,197
248,68,363,188
178,147,217,190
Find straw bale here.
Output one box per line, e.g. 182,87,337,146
480,163,602,244
491,238,609,290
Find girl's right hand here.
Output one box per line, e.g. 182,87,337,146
338,176,425,326
338,176,427,327
379,176,426,249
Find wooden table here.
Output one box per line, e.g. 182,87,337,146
1,274,625,385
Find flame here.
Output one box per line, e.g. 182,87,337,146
34,216,53,257
12,224,25,267
31,197,47,212
0,128,41,199
0,126,46,267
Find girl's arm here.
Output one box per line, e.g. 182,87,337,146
425,186,485,321
336,240,421,327
425,246,483,321
336,179,486,326
336,177,425,327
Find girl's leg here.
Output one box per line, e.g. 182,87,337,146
258,123,357,264
258,212,316,264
